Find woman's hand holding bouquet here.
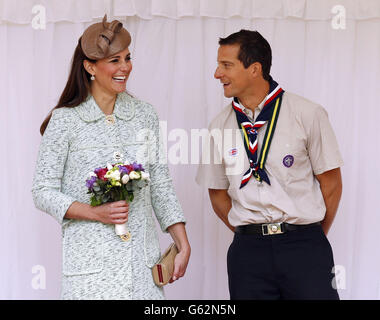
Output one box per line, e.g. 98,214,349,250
86,162,149,241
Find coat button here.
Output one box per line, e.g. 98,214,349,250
113,151,123,162
105,115,115,125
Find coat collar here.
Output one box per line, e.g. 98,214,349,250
74,91,135,122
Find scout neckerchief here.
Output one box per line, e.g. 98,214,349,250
232,77,284,188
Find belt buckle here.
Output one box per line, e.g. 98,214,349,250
262,223,283,236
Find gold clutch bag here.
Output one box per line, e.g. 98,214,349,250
152,243,178,287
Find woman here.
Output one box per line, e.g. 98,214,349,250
32,15,190,300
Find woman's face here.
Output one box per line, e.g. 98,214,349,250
87,47,132,95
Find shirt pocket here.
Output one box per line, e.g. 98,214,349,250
62,221,104,276
223,132,248,180
268,141,311,186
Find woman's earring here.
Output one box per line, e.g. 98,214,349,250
91,75,95,81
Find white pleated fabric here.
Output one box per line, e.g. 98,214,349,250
1,0,380,22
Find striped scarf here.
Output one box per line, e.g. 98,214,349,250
232,77,284,188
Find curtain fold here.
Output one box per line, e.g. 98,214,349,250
1,0,380,23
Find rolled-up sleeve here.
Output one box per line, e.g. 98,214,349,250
195,126,229,189
31,108,76,225
307,106,344,175
147,106,186,232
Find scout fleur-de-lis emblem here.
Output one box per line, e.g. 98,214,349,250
282,155,294,168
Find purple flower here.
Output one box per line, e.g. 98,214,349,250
86,176,97,190
118,165,129,174
132,162,144,171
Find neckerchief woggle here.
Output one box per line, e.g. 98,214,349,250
232,76,284,188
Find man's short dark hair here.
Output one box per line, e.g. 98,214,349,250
219,30,272,81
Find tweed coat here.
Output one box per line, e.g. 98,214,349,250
32,92,186,299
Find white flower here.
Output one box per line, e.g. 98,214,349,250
121,174,130,184
107,163,113,170
141,172,150,181
129,171,141,180
105,170,121,181
113,171,121,181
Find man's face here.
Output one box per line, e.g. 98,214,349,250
214,44,252,99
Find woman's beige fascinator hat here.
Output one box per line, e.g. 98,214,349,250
81,14,131,60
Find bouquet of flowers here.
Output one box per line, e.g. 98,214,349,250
86,162,150,241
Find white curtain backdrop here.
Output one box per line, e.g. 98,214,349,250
1,0,380,300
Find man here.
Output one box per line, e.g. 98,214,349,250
196,30,343,300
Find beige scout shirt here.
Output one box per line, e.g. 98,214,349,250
196,92,343,226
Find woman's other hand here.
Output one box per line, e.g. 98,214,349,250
167,222,191,283
169,245,191,283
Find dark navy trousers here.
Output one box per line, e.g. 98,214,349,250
227,224,340,300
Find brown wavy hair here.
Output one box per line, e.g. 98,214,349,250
39,38,95,135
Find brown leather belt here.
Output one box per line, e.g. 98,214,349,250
235,222,321,236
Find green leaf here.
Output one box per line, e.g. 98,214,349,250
90,196,102,206
128,192,134,202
